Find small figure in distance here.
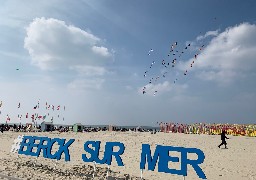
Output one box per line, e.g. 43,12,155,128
218,130,229,149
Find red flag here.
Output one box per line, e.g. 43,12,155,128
6,115,10,121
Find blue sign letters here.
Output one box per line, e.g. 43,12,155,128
15,135,206,179
82,141,125,166
140,144,206,179
18,136,75,161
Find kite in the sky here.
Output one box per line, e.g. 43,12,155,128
148,49,153,55
144,71,148,77
143,61,156,79
142,87,146,94
153,90,158,96
163,72,168,78
183,45,204,76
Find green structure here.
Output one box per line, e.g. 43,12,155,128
73,123,83,132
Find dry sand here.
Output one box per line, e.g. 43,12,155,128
0,131,255,180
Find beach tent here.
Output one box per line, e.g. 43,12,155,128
108,125,117,131
109,125,113,131
73,123,83,132
41,122,54,132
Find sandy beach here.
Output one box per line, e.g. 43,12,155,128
0,131,255,180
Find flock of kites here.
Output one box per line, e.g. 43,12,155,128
0,100,66,124
142,40,206,96
142,17,220,96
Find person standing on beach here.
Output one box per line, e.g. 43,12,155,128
218,130,229,148
1,124,3,133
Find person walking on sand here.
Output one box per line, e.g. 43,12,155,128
218,130,229,148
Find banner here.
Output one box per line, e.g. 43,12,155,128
11,135,206,179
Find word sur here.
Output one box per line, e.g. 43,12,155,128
82,141,125,166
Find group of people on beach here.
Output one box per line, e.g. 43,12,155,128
159,122,256,137
158,123,232,149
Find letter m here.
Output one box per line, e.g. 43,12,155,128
140,144,161,171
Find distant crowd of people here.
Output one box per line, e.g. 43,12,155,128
1,123,255,137
0,124,41,133
0,123,157,133
159,122,256,137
